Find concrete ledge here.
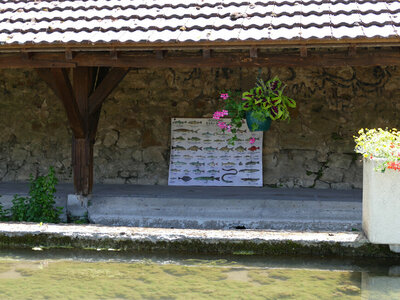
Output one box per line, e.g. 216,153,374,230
0,223,398,258
87,185,362,231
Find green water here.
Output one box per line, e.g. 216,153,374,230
0,249,398,299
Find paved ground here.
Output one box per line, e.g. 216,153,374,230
0,183,362,231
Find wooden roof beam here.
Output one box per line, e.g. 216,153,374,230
3,49,400,68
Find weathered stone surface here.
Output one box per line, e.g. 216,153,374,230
314,180,331,189
0,66,399,189
327,153,354,170
143,147,165,163
0,222,398,258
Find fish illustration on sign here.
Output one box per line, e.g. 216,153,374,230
239,169,259,173
220,146,233,152
173,136,185,141
208,162,218,167
222,162,235,166
173,120,186,125
172,146,186,151
235,146,246,152
183,155,193,159
241,178,259,182
207,170,218,174
174,129,198,133
187,137,201,141
245,161,260,166
173,161,187,166
248,146,260,152
214,139,225,142
170,169,180,172
194,176,220,181
204,146,218,152
208,155,217,159
221,168,238,183
188,146,202,151
203,139,212,143
190,161,205,167
193,169,205,174
179,176,192,182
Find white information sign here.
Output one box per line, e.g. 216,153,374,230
168,118,263,187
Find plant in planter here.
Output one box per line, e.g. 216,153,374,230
213,76,296,144
354,128,400,252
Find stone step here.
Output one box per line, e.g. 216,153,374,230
87,185,362,231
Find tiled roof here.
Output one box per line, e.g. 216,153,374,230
0,0,399,48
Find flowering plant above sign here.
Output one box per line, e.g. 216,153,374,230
354,128,400,172
213,76,296,145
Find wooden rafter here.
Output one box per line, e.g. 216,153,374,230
3,49,400,69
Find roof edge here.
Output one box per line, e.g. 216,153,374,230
1,38,400,53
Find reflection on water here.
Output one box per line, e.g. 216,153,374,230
0,249,397,299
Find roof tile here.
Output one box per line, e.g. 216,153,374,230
0,0,398,47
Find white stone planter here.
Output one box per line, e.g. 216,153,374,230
363,158,400,252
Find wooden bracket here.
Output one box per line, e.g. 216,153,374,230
300,47,308,57
348,45,357,56
155,50,166,59
110,50,118,60
250,47,258,58
65,49,73,60
88,67,130,115
202,49,211,59
21,50,33,60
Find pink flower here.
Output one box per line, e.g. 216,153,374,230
249,137,255,144
218,121,227,129
213,110,229,120
220,93,229,100
213,112,221,120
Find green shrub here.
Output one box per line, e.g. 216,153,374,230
0,167,62,223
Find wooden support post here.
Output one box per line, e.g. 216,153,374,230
72,137,93,196
37,66,129,195
72,67,93,195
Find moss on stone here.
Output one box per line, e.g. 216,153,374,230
0,233,399,260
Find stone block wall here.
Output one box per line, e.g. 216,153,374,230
0,66,399,189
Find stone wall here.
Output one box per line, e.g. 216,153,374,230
0,66,399,189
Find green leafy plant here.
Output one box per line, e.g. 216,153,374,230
354,128,400,172
213,76,296,144
0,167,62,223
